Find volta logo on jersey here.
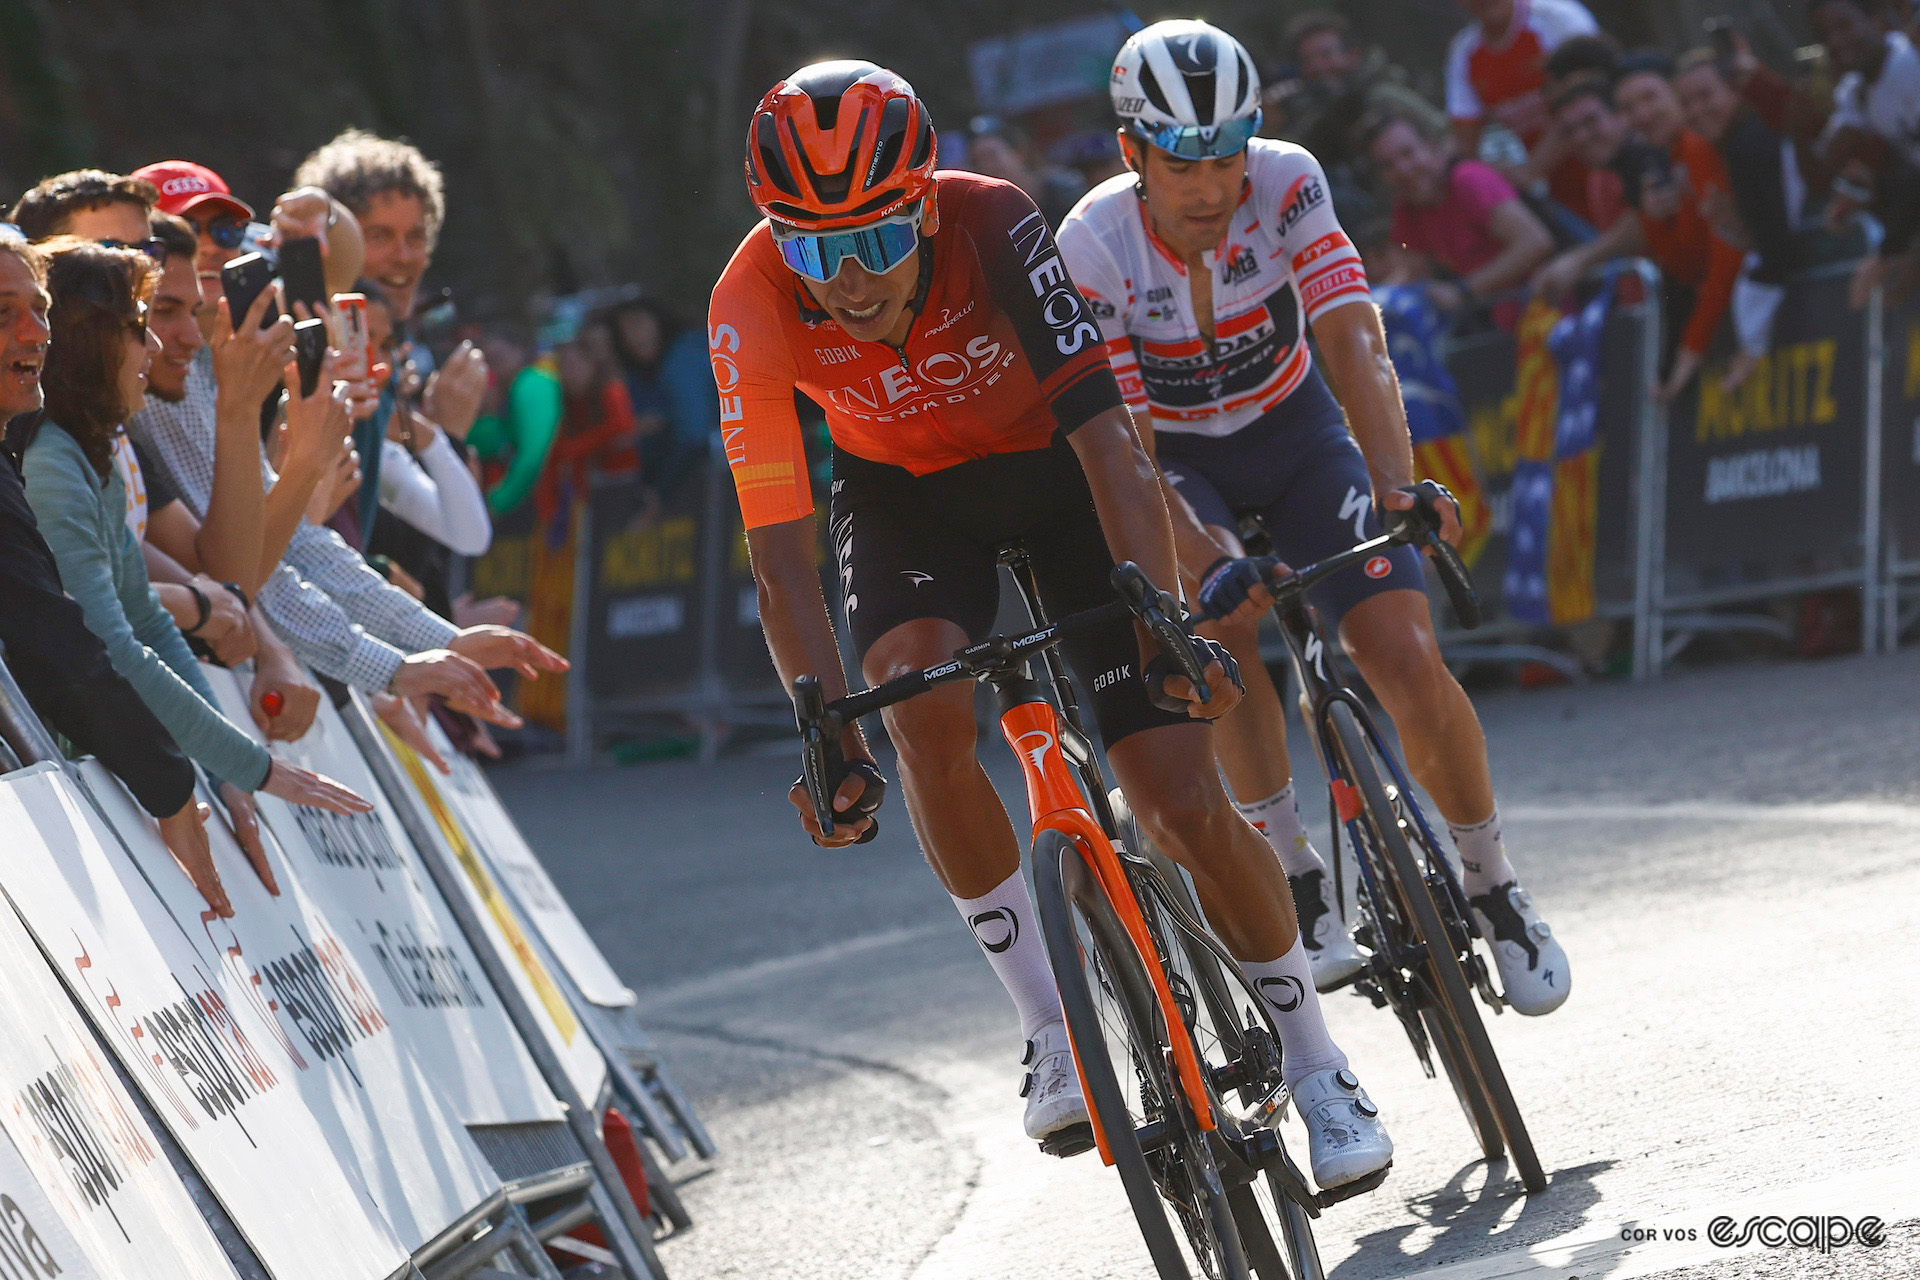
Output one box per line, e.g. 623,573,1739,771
1221,244,1259,287
1275,174,1326,239
969,908,1021,953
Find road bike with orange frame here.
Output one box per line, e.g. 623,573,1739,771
795,560,1344,1280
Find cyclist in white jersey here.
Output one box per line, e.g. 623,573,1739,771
1057,19,1571,1015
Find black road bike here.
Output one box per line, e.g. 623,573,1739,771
1221,480,1547,1194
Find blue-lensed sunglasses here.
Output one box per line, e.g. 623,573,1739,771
1131,111,1262,160
772,206,923,284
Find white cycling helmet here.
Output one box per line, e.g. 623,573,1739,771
1111,19,1263,159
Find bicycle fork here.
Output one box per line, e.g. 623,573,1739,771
992,672,1218,1168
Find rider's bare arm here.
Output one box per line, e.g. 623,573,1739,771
1312,302,1414,500
746,516,872,765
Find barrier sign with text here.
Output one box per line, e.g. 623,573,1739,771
0,764,409,1280
1665,272,1868,575
0,892,236,1280
586,478,706,703
431,724,634,1009
82,762,500,1251
200,672,562,1128
359,703,610,1107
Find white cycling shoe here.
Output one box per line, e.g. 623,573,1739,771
1290,1066,1394,1191
1469,881,1570,1016
1020,1021,1090,1142
1288,869,1367,991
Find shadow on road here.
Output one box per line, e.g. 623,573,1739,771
1331,1157,1615,1276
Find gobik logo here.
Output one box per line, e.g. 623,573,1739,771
1256,975,1303,1012
968,909,1020,954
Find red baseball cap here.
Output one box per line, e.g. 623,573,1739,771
132,160,255,221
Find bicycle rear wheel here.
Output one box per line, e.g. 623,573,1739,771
1327,702,1547,1194
1034,828,1250,1280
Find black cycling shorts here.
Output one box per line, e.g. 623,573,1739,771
1155,367,1424,626
829,435,1191,749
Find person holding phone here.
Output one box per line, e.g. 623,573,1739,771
13,238,375,913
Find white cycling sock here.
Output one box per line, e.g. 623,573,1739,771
1234,783,1326,878
951,871,1062,1041
1237,939,1348,1090
1447,810,1516,897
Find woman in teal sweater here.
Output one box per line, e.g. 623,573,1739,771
19,240,370,913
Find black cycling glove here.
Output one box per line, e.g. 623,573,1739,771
1198,556,1269,620
1144,637,1244,713
795,757,888,845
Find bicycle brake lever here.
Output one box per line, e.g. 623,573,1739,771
792,676,840,833
1112,562,1211,703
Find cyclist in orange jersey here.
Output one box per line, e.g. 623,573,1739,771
710,60,1393,1191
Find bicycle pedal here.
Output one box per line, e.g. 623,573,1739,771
1038,1122,1096,1159
1314,1162,1391,1209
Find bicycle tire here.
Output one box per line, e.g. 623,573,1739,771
1109,790,1326,1280
1422,1005,1504,1164
1326,702,1547,1194
1034,828,1250,1280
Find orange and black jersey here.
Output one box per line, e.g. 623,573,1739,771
707,173,1124,529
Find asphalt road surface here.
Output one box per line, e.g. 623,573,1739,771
495,648,1920,1279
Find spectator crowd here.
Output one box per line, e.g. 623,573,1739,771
0,131,601,916
2,0,1916,904
957,0,1920,404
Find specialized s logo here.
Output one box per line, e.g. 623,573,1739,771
1007,210,1102,356
1257,975,1304,1012
1275,174,1327,239
968,908,1020,954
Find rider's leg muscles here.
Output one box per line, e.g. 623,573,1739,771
1107,724,1346,1084
1339,590,1571,1014
865,619,1062,1037
1336,589,1505,878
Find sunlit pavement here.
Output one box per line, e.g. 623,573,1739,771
497,648,1920,1279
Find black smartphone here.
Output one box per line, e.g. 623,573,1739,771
279,236,328,318
293,318,328,396
220,253,279,330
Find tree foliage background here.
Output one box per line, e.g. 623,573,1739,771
0,0,1818,331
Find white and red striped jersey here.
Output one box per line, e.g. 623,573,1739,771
1055,139,1369,438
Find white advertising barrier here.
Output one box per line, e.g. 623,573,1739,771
80,761,502,1251
0,763,410,1280
198,669,561,1128
0,888,236,1280
427,719,633,1009
355,704,609,1109
0,1128,104,1280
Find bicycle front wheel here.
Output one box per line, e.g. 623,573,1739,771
1033,828,1250,1280
1327,701,1547,1194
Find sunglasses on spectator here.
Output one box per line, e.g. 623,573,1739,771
193,215,250,250
99,238,167,261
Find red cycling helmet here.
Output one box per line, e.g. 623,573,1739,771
745,61,939,233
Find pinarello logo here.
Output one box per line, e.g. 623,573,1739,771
161,176,212,196
1364,556,1392,579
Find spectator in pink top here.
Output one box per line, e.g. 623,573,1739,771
1366,113,1555,329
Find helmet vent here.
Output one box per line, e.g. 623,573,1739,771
908,114,935,169
1139,64,1173,117
1188,72,1217,125
755,115,800,196
869,97,910,187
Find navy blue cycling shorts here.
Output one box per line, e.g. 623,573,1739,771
1154,368,1424,626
